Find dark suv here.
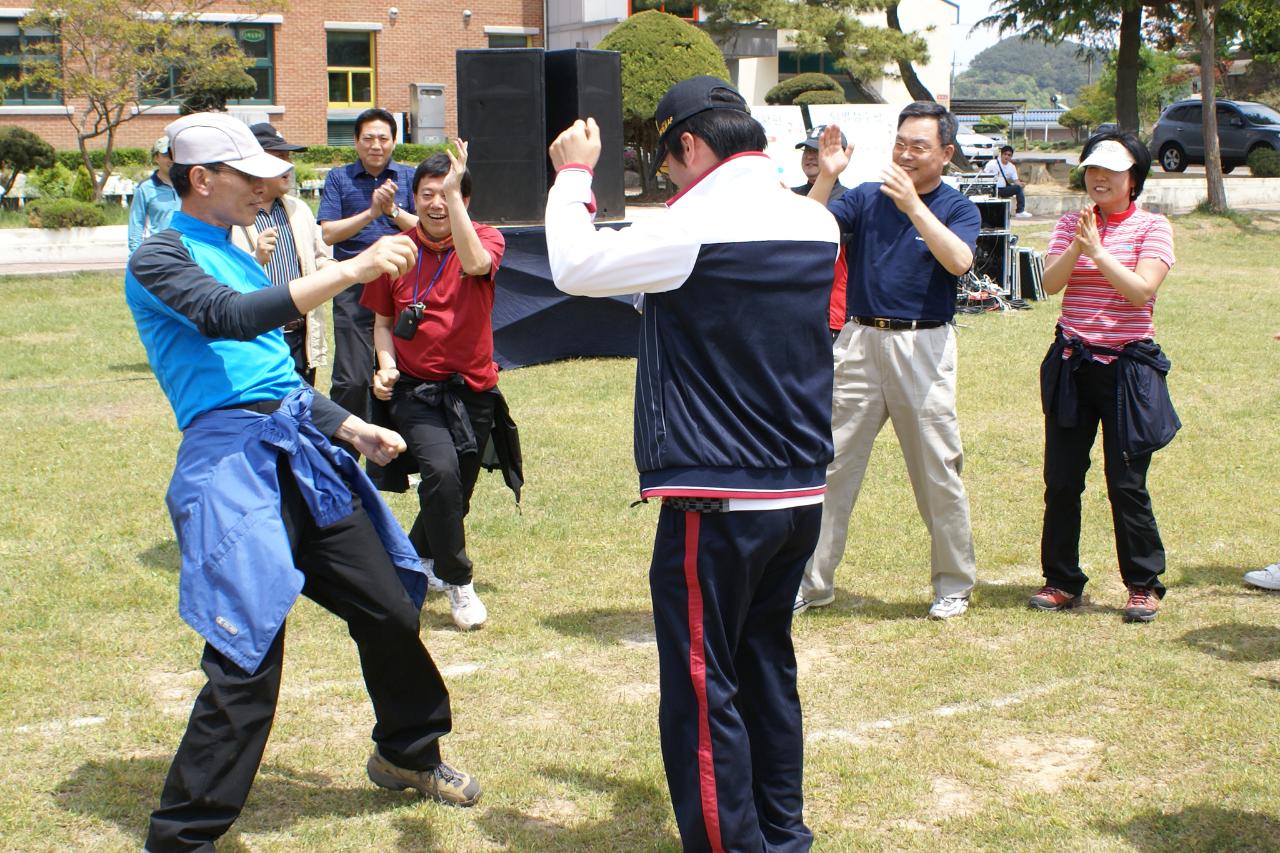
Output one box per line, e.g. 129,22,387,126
1149,98,1280,172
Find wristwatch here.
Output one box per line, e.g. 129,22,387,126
388,204,400,219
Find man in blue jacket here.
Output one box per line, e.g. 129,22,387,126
126,112,479,852
127,136,180,254
546,77,839,852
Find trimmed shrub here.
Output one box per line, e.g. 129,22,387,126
597,11,729,192
294,142,448,166
56,148,150,170
765,73,843,106
71,166,96,202
27,198,107,228
29,162,78,201
1068,165,1084,191
794,90,847,106
1247,146,1280,178
0,127,56,197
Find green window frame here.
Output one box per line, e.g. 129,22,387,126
487,33,531,48
141,22,275,106
0,22,62,106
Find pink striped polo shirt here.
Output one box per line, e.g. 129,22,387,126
1048,204,1175,362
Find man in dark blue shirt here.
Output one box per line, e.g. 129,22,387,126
318,108,419,446
795,101,983,622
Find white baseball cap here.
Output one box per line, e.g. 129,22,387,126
165,112,291,179
1079,139,1136,172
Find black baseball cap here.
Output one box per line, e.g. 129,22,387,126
250,122,307,153
649,76,750,181
796,124,847,151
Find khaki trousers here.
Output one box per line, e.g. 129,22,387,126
801,322,977,600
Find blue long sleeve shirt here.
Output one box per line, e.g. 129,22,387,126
127,171,180,254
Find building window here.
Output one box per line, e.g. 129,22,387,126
0,22,61,106
629,0,696,19
141,23,275,105
327,31,375,108
327,120,357,145
227,23,274,105
487,33,531,48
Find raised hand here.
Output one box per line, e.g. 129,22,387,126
1074,208,1103,258
548,118,602,172
347,234,418,283
818,124,852,179
878,163,922,214
371,180,399,218
443,139,469,196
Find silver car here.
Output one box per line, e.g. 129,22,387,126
1149,98,1280,172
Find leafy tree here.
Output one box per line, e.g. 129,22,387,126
16,0,271,199
0,126,56,199
980,0,1151,133
1068,46,1189,131
765,73,844,105
700,0,930,97
597,11,729,195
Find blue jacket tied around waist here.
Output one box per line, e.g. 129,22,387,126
1040,329,1181,463
166,387,426,673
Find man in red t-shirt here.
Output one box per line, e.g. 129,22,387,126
361,147,505,630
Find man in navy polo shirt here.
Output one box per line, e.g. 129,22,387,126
795,101,982,621
318,108,419,446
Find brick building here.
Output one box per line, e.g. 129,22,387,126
0,1,544,150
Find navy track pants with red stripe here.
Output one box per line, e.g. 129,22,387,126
649,502,821,853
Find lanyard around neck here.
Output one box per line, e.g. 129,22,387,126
411,249,454,307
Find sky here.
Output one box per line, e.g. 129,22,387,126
950,0,1005,73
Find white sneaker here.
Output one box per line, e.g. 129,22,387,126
445,582,487,630
1244,562,1280,591
793,590,835,615
928,594,970,620
421,558,446,594
1015,211,1033,219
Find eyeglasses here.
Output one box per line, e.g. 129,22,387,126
893,141,934,156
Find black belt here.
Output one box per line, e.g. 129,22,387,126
224,399,283,415
850,315,945,331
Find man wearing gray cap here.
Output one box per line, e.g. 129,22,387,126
127,135,179,254
125,112,480,853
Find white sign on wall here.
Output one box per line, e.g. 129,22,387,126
750,104,902,190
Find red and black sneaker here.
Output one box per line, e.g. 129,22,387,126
1123,587,1161,623
1028,585,1079,611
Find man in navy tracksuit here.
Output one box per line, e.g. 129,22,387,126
545,78,840,852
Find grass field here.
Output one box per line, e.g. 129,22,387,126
2,213,1280,852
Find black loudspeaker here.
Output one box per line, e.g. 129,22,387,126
974,197,1011,231
544,49,625,221
456,49,547,224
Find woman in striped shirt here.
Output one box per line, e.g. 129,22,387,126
1028,132,1177,623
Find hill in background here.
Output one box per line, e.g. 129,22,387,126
955,36,1108,109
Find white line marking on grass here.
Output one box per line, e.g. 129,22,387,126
440,663,481,677
808,680,1078,746
14,715,107,735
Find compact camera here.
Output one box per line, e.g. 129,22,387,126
394,303,425,340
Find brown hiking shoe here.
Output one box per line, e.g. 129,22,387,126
1028,585,1079,611
1123,587,1161,623
367,748,481,806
